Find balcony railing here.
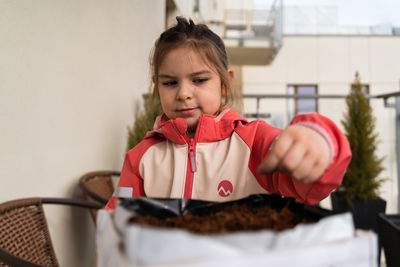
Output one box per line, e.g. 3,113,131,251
223,4,282,47
242,92,400,212
203,0,282,65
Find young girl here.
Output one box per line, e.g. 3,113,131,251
106,17,351,210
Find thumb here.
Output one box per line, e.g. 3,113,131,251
257,152,280,174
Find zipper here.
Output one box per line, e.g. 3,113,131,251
189,138,196,172
184,138,196,198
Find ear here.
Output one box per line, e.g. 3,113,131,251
228,68,234,80
222,68,235,96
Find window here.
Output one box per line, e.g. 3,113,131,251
288,85,318,122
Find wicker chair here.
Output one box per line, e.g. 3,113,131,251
79,170,120,221
0,197,102,267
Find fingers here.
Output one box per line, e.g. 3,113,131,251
259,139,309,178
290,154,314,181
303,158,329,183
257,135,294,174
257,125,331,183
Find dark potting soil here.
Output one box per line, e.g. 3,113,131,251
130,202,317,233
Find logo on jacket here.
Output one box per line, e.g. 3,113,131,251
217,180,233,197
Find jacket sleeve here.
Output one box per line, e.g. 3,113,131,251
105,148,146,210
249,113,351,205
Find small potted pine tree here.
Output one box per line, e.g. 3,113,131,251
331,71,386,265
331,71,386,230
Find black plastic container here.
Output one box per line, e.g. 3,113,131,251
377,213,400,267
331,192,387,266
331,192,386,232
119,194,333,229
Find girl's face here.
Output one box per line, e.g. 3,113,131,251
157,47,232,136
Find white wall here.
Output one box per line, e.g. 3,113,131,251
224,0,254,9
0,0,165,265
242,35,400,213
174,0,194,18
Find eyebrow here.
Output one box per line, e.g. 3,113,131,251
158,70,212,79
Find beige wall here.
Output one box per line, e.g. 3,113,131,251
0,0,165,265
242,35,400,213
173,0,194,18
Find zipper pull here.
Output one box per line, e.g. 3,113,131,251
189,138,196,173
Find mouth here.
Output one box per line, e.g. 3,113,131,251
176,107,199,116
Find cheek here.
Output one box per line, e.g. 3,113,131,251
200,90,222,111
158,90,174,113
158,90,170,104
159,96,168,111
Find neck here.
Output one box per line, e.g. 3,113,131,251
187,130,195,138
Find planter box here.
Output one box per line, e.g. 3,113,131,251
96,209,378,267
377,213,400,267
96,195,379,267
331,192,386,266
331,192,386,232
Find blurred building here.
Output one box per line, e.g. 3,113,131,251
183,0,400,213
240,21,400,215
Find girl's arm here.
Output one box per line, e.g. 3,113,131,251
105,149,146,210
250,113,351,205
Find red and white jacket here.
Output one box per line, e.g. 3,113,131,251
106,109,351,210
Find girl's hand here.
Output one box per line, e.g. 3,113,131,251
257,125,330,183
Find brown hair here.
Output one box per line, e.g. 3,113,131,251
150,17,235,109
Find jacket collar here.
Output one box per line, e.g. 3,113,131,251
146,108,248,144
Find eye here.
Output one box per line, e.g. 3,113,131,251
162,80,177,86
193,78,209,84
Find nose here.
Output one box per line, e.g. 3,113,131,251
176,81,193,100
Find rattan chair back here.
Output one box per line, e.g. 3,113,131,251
0,197,102,267
79,170,120,221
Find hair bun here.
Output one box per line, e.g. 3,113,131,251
175,16,193,31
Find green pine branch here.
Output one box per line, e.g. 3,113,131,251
126,94,163,151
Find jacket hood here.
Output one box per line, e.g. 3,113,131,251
146,108,248,144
